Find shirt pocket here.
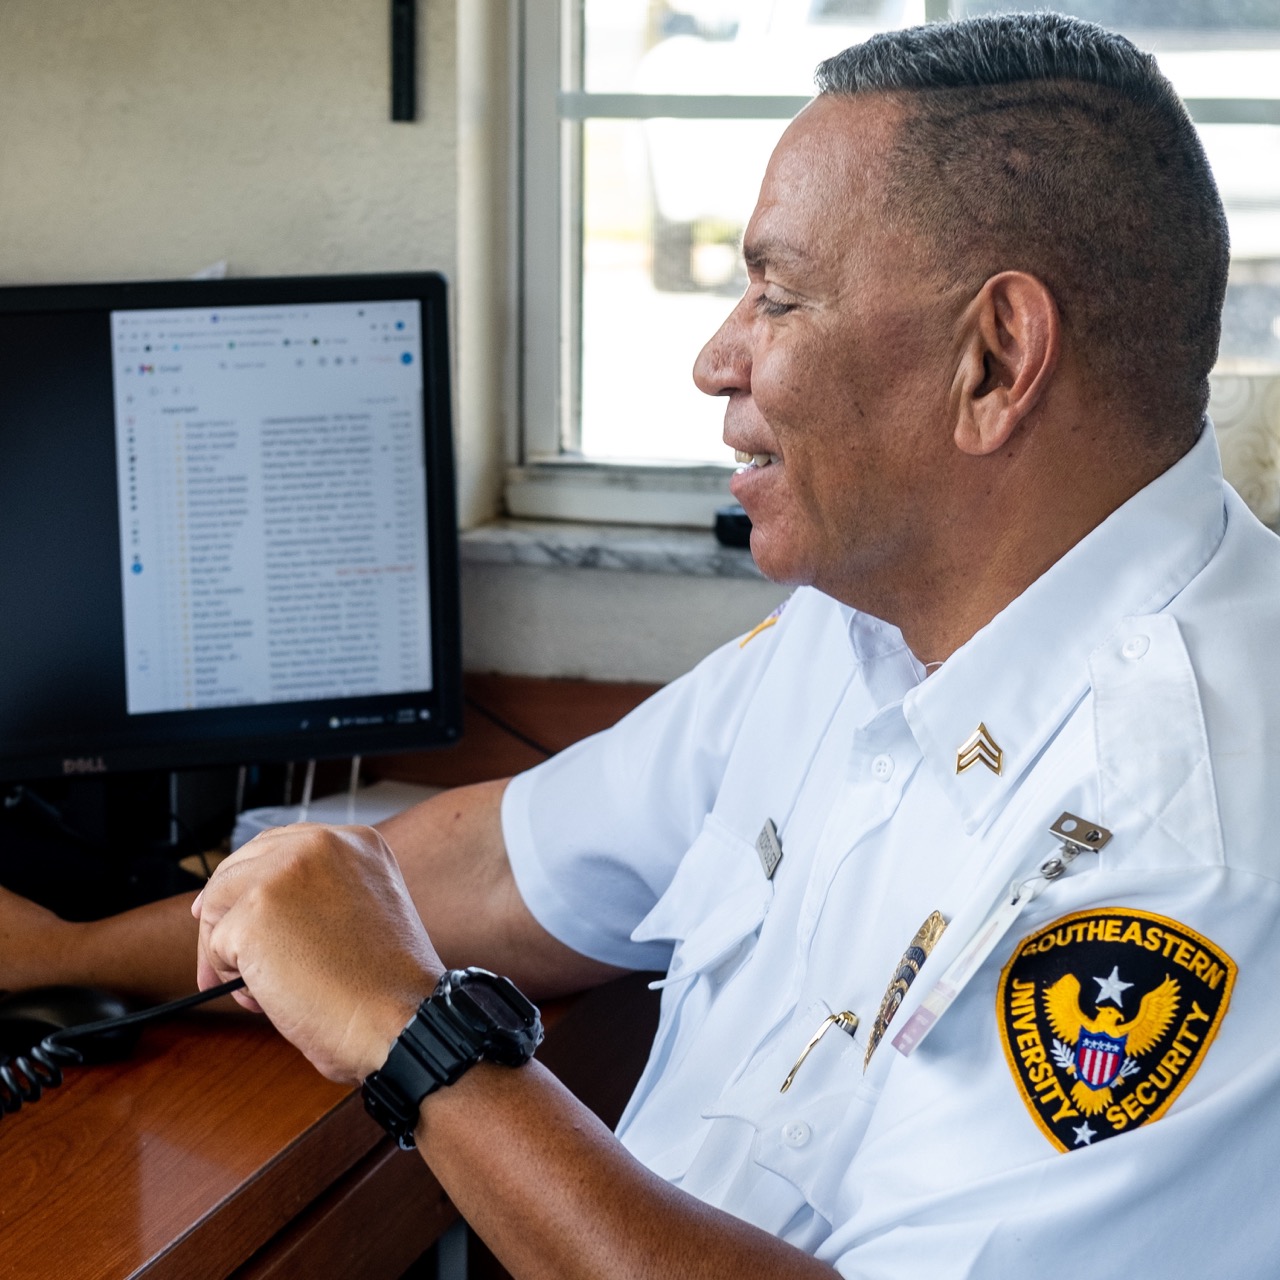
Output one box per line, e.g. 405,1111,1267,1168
632,812,774,989
749,1079,882,1226
713,1028,885,1227
615,816,775,1148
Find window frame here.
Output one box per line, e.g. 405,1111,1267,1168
514,0,815,526
511,0,1280,527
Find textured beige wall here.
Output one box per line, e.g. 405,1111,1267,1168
0,1,772,680
0,0,457,283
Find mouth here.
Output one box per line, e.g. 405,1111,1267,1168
733,449,780,471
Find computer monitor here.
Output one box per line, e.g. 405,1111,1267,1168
0,273,462,785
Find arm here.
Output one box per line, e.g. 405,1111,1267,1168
0,883,201,1001
376,778,625,999
193,821,834,1280
418,1060,832,1280
0,777,618,1004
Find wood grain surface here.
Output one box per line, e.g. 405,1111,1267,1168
0,1017,367,1280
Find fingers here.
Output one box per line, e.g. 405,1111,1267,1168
188,822,443,1082
192,823,371,983
193,850,264,1011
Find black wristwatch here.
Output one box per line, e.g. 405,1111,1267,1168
362,967,544,1150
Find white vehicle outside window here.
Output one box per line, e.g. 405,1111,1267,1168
511,0,1280,526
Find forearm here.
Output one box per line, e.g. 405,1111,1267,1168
0,886,202,1002
377,779,624,999
417,1058,833,1280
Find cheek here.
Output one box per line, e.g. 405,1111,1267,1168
753,345,865,450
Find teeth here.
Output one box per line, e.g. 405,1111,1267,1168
733,450,778,467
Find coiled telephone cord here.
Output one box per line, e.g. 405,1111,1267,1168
0,977,246,1121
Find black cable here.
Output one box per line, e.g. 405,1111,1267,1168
42,976,248,1058
464,696,556,759
3,784,105,850
0,977,247,1121
6,783,214,861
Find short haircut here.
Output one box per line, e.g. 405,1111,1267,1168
816,12,1229,450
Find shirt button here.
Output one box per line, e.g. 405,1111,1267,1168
1121,635,1150,660
871,753,894,781
781,1121,812,1148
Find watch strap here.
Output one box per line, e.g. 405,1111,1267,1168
363,996,481,1149
362,970,541,1151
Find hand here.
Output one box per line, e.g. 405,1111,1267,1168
193,823,442,1083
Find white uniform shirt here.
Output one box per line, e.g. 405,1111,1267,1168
503,424,1280,1277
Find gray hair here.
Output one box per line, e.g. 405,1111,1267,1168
815,12,1229,450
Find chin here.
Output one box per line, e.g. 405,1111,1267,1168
747,528,813,588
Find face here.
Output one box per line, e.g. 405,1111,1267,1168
694,94,967,612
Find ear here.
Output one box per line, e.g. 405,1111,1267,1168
952,272,1060,457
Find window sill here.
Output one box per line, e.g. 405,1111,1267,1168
503,462,736,527
460,519,763,580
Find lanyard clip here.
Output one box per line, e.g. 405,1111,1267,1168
1040,812,1112,880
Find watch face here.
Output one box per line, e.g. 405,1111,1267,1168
459,979,529,1033
434,969,543,1068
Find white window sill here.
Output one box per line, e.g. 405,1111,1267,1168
460,519,763,580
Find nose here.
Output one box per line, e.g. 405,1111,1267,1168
693,297,750,399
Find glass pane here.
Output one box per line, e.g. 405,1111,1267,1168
579,117,786,463
578,0,929,465
957,0,1280,36
573,1,1280,467
1200,123,1280,370
583,0,929,96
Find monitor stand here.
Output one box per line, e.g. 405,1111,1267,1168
0,766,281,919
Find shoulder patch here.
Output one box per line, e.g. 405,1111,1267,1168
738,598,789,649
997,908,1235,1152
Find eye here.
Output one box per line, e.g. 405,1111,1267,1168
755,293,796,319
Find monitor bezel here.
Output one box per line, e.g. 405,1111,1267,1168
0,272,462,781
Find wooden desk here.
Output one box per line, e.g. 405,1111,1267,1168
0,973,661,1280
1,677,663,1278
0,1016,452,1280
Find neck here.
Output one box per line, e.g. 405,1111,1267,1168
847,425,1181,664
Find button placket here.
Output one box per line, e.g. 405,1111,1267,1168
795,727,914,958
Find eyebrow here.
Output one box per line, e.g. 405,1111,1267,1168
742,236,811,274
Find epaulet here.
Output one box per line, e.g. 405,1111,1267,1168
738,596,791,649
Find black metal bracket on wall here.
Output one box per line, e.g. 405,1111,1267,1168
391,0,417,121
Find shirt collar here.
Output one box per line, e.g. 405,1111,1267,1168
899,424,1228,834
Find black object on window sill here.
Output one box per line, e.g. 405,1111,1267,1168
713,503,752,548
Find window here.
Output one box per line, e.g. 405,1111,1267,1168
512,0,1280,525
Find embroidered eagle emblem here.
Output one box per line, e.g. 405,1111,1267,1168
1042,971,1180,1115
998,909,1234,1151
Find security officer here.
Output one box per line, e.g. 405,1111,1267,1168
14,12,1280,1278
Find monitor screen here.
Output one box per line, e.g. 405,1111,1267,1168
0,273,461,782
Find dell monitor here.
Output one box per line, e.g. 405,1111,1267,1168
0,272,462,786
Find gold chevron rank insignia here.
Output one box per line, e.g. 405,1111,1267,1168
997,908,1235,1152
956,722,1003,775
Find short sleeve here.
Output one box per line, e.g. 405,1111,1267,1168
501,593,805,970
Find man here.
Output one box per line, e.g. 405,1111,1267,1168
9,12,1280,1276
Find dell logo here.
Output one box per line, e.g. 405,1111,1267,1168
62,756,108,775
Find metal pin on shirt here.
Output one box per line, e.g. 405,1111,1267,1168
780,1011,859,1093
